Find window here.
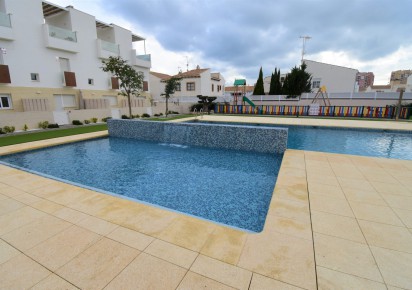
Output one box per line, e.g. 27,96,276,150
186,82,195,91
88,78,94,85
175,83,181,91
31,73,39,81
211,84,214,92
312,78,321,89
0,94,12,109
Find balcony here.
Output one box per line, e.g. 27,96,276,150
43,24,78,53
131,49,151,68
96,39,119,59
0,11,13,41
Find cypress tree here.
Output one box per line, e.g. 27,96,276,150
273,68,283,95
269,69,277,95
253,67,265,95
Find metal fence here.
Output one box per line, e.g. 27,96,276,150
215,104,412,119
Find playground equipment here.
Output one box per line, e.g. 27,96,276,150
233,79,256,107
311,85,331,106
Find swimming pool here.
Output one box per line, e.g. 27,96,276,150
191,121,412,160
0,137,282,232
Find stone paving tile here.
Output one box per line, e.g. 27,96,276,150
177,271,236,290
264,214,312,241
249,273,304,290
0,239,20,265
105,252,186,290
0,197,25,216
267,196,311,223
30,274,79,290
309,194,354,217
56,237,139,290
106,226,154,251
199,226,247,265
342,187,387,206
349,201,404,226
337,177,375,192
76,215,118,236
358,220,412,253
2,215,71,251
371,246,412,289
238,231,316,290
0,184,27,198
273,184,308,204
380,193,412,210
191,254,252,290
30,199,65,214
145,239,198,269
314,233,383,282
10,192,42,205
157,216,216,251
53,207,90,224
0,206,46,236
317,266,387,290
308,183,346,199
26,225,101,271
311,210,366,243
392,208,412,228
371,181,412,197
0,254,51,290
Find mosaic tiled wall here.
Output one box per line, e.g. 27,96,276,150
108,119,288,154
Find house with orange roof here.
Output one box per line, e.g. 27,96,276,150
149,66,226,109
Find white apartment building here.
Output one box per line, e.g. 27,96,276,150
150,67,226,106
0,0,151,128
303,59,358,93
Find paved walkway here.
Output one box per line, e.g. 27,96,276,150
0,117,411,289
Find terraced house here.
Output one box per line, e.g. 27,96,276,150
0,0,151,129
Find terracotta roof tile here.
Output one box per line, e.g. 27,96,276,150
150,71,171,80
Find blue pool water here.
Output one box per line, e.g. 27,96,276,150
0,137,282,232
287,126,412,160
192,121,412,160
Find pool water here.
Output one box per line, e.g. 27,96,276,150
0,137,282,232
287,126,412,160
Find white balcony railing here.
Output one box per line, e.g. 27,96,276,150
101,40,119,54
43,24,78,53
137,54,151,62
0,11,11,28
48,25,77,42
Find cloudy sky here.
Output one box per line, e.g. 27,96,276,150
53,0,412,85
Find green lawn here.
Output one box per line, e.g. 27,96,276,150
0,124,108,147
0,115,195,147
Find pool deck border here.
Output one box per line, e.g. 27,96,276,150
0,116,411,289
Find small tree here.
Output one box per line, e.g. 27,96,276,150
269,71,276,95
161,76,181,117
282,62,312,97
101,56,144,118
253,67,265,95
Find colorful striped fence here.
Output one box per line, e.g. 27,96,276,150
215,105,405,119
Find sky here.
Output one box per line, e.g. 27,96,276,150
52,0,412,85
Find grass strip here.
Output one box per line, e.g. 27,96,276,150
0,124,108,147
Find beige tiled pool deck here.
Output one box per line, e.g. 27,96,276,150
0,116,411,289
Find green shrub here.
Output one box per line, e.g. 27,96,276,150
142,113,150,118
154,114,160,117
159,113,163,116
132,114,140,118
47,123,59,128
102,117,112,122
0,128,5,134
38,121,49,129
23,124,28,131
84,120,90,124
91,117,98,123
121,115,130,119
3,126,15,133
172,111,179,114
72,120,83,125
